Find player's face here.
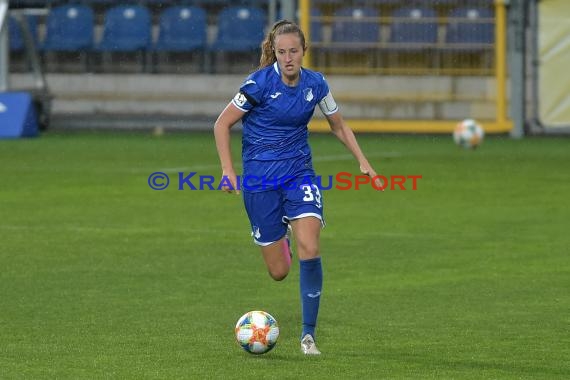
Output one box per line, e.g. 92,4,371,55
274,33,304,83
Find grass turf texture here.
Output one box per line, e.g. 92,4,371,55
0,131,568,379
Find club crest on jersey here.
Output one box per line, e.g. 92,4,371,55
303,88,314,102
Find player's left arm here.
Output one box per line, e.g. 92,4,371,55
322,100,384,190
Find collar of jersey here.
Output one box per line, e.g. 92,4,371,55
273,62,303,88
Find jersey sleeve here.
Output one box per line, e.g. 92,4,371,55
231,76,264,112
317,74,338,116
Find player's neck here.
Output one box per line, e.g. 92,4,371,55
281,73,300,87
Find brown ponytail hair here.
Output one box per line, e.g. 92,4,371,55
258,20,307,70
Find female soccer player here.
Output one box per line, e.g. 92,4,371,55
214,20,382,355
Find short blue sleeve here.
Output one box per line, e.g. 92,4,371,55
317,73,331,103
231,76,265,112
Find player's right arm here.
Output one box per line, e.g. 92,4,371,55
214,102,246,194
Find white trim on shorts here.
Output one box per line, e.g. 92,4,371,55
253,230,289,247
283,213,326,227
254,239,277,247
252,214,324,246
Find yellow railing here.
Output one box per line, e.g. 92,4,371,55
495,0,508,125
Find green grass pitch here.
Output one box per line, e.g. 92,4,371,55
0,131,568,379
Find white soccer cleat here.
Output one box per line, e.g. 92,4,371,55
301,334,321,355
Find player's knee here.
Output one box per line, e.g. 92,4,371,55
268,268,289,281
296,240,319,259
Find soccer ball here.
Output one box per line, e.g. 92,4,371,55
235,310,279,355
453,119,485,149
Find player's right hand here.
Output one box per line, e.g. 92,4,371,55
221,170,240,195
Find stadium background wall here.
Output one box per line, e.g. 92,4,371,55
2,0,560,135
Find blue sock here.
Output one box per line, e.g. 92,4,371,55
299,257,323,339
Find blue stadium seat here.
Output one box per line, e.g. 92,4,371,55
329,6,380,50
278,7,322,44
314,7,380,70
445,7,494,50
388,6,438,51
97,5,152,52
308,7,323,44
8,15,38,52
154,6,207,52
210,6,266,53
41,4,94,52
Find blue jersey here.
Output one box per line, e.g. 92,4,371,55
231,62,336,192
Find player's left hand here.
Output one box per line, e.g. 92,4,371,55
360,164,384,191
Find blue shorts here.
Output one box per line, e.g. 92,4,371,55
243,177,325,245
